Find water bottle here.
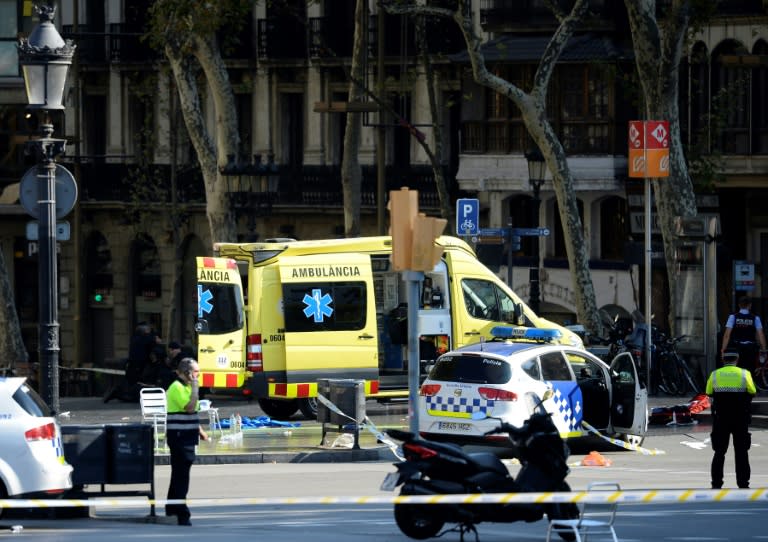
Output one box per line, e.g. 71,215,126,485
229,414,236,434
236,413,242,432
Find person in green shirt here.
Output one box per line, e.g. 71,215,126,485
165,358,208,525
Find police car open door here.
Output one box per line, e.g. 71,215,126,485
278,254,379,387
609,351,648,436
195,257,246,388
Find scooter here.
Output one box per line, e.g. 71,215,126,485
381,396,579,541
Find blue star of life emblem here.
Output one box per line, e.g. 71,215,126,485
303,288,333,323
198,285,213,318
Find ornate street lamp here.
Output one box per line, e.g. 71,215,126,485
525,146,546,315
18,5,76,413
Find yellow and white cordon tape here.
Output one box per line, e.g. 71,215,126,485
315,392,404,461
2,488,768,510
580,421,666,455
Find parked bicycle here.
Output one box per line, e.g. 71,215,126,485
655,332,701,396
737,343,768,392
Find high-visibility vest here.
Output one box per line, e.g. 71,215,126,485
706,364,755,419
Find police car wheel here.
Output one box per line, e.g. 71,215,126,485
299,398,318,420
258,398,299,420
619,433,645,447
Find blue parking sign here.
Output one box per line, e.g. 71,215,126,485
456,198,479,236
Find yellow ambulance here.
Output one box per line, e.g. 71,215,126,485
195,236,581,419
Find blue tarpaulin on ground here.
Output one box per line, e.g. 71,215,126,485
216,415,301,430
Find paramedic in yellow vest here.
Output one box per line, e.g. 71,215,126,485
165,358,208,525
706,351,756,489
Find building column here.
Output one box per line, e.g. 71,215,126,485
304,66,325,165
106,70,123,161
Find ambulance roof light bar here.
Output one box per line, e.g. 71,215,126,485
490,326,562,342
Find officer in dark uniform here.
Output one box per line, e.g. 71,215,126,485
721,296,767,371
706,351,756,489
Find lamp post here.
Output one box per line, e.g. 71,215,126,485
18,5,75,413
221,153,279,240
525,147,546,315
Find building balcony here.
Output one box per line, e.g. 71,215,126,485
67,161,447,213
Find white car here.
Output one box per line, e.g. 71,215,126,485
418,327,648,447
0,377,73,506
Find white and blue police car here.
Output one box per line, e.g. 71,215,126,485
418,327,648,448
0,377,72,510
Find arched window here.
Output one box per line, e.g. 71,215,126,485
132,234,162,334
508,194,536,257
681,42,709,150
712,40,750,154
553,199,584,259
600,197,628,260
753,40,768,154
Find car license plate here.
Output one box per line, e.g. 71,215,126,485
438,421,472,432
380,472,400,491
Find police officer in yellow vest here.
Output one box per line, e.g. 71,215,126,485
165,358,208,525
706,351,756,489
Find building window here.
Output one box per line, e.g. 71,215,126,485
0,0,19,76
553,199,584,259
712,40,750,155
752,40,768,154
461,63,613,154
599,196,628,260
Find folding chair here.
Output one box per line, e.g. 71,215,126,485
545,482,621,542
139,387,167,450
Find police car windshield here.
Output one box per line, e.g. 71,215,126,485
429,355,511,384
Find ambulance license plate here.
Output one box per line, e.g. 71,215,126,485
438,421,472,432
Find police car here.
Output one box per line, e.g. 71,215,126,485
418,327,648,447
0,377,72,509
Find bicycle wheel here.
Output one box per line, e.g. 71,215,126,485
752,366,768,392
677,356,700,395
658,353,680,395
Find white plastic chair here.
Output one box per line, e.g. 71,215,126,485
545,482,621,542
139,387,167,450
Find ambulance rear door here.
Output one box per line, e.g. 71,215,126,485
278,253,379,387
195,257,246,388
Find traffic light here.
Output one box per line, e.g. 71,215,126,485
93,293,104,303
389,188,418,271
388,187,447,272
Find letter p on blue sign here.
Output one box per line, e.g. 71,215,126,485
456,198,479,236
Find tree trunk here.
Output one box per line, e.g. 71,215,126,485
341,0,365,238
624,0,699,328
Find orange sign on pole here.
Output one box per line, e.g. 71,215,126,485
628,120,670,178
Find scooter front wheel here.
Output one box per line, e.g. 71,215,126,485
394,503,444,540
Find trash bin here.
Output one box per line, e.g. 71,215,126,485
107,423,154,484
318,379,366,449
328,379,366,425
316,378,332,424
61,425,108,486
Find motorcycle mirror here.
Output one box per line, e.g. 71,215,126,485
541,389,554,401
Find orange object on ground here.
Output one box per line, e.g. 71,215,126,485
581,451,612,467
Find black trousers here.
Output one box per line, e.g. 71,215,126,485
711,417,751,488
166,443,196,520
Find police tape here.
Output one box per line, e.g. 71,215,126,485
315,392,404,460
580,421,666,455
2,488,768,509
